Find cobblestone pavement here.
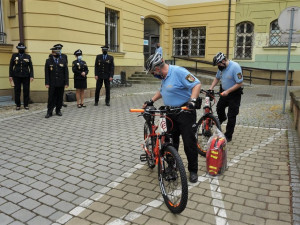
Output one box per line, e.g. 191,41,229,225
0,84,300,225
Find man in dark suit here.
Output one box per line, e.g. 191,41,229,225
44,47,69,118
53,43,68,107
9,42,34,110
94,45,114,106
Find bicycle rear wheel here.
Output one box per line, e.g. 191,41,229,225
158,145,188,214
196,114,221,157
144,122,155,168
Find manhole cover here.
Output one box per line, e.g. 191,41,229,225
256,94,272,97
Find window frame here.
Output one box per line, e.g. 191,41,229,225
234,21,254,60
173,26,206,57
105,8,119,52
269,19,288,47
0,0,5,44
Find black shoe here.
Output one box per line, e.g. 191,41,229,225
189,172,198,183
56,111,62,116
225,135,232,143
106,102,110,106
62,103,67,107
94,102,98,106
16,106,21,110
24,106,29,110
45,112,52,118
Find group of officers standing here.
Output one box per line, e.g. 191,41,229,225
9,43,115,118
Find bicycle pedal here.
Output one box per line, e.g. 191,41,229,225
140,154,147,162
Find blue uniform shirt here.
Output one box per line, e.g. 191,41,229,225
155,47,163,56
216,61,243,90
160,65,200,107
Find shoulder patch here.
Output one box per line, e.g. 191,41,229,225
185,74,195,83
237,73,243,79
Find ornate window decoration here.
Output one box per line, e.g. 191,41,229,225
235,22,254,59
269,19,288,46
173,27,206,57
105,8,119,52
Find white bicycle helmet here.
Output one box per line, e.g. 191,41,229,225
213,52,226,66
146,52,164,73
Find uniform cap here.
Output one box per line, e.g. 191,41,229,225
101,45,109,51
74,49,82,56
53,44,63,49
16,42,26,50
50,47,60,53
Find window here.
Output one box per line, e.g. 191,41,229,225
9,0,16,17
269,20,288,46
173,27,206,57
0,0,5,44
235,22,254,59
105,8,119,52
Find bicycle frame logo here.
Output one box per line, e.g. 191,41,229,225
159,117,167,133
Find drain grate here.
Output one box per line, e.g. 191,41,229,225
256,94,272,97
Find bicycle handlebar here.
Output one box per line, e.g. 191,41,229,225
200,89,223,96
129,106,189,113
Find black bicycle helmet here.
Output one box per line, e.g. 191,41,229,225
213,52,226,66
146,52,164,73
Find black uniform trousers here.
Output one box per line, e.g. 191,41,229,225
95,78,110,104
13,77,30,107
167,110,198,173
47,86,64,114
216,91,242,139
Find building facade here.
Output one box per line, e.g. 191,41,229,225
0,0,299,102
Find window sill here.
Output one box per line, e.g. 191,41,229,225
110,51,125,57
232,58,253,62
8,15,16,18
263,46,297,50
0,44,14,53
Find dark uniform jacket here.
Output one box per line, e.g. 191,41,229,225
9,53,34,78
94,54,114,79
45,57,69,87
72,60,89,80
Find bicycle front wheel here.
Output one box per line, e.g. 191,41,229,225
158,145,188,214
196,114,221,157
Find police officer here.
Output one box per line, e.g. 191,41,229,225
209,52,243,142
144,53,201,183
72,49,89,107
94,45,114,106
53,43,68,107
9,42,34,110
45,47,69,118
155,42,163,56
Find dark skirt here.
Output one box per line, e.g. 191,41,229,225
74,79,87,89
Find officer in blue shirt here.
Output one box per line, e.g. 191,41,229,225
155,43,163,56
209,52,243,142
144,53,201,183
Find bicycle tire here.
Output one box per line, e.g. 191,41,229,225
158,145,188,214
196,114,221,157
144,122,155,169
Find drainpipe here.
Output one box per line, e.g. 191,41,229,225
18,0,24,43
226,0,232,58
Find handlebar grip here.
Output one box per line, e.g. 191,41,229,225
181,106,189,110
129,109,145,113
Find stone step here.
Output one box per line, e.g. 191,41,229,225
0,96,12,102
134,71,147,75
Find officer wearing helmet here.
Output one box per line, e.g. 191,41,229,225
143,52,201,183
209,52,243,142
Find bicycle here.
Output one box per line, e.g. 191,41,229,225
196,89,222,157
130,106,188,214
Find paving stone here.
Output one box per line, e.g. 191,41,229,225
11,209,36,222
53,200,75,213
27,216,52,225
5,192,26,203
18,198,41,210
33,205,56,217
0,213,14,225
39,195,60,206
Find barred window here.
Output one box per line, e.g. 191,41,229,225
235,22,253,59
0,0,5,44
105,8,119,52
173,27,206,57
269,20,288,46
